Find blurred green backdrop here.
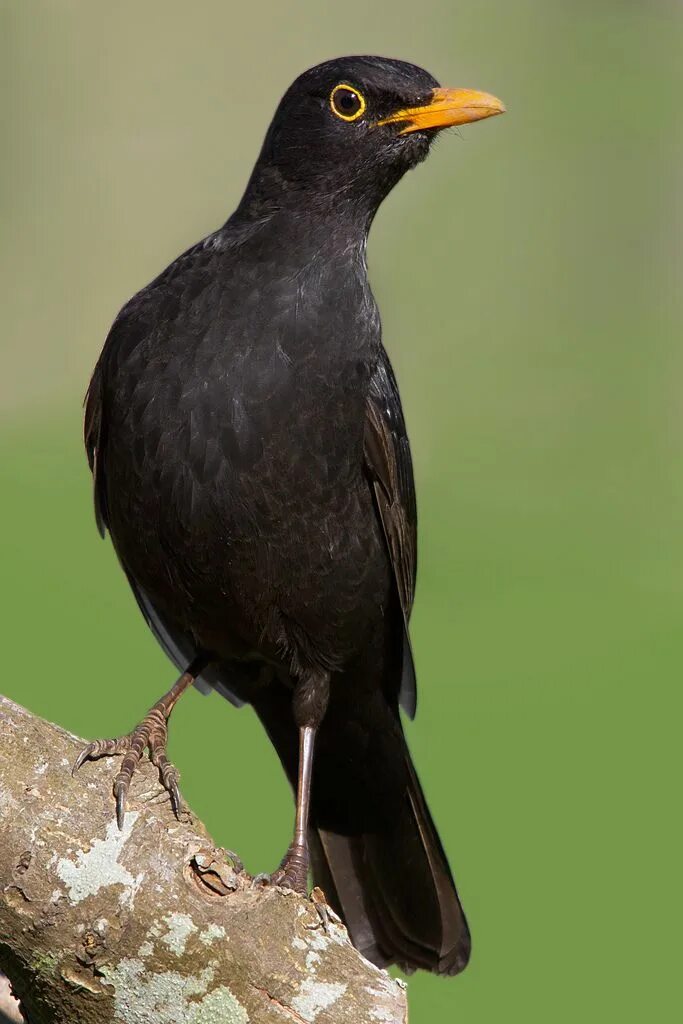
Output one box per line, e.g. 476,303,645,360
2,1,682,1020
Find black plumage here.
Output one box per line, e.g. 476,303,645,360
78,56,504,976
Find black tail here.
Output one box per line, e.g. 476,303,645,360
253,679,471,976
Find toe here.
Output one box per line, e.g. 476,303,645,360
149,745,184,820
72,736,131,776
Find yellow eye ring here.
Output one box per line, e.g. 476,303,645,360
330,84,366,122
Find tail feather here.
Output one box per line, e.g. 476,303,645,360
310,748,470,975
309,830,391,967
254,682,470,976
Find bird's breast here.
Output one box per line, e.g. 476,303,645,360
102,238,389,663
109,263,379,554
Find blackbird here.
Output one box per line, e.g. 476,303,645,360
75,56,504,975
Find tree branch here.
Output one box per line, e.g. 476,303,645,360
0,696,407,1024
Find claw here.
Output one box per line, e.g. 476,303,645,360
168,779,182,818
72,745,93,776
113,777,128,830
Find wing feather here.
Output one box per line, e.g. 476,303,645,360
364,351,418,717
83,358,242,706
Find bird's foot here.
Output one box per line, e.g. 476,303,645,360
252,842,309,894
308,887,332,933
73,696,183,829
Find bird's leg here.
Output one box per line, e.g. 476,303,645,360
73,654,208,828
269,725,316,891
267,671,330,893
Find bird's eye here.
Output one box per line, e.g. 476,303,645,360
330,84,366,122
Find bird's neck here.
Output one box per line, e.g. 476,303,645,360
231,160,383,245
221,207,371,288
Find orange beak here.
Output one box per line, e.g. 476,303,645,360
377,87,506,134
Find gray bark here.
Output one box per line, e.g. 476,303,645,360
0,696,407,1024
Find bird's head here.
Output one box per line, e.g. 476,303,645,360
240,56,505,227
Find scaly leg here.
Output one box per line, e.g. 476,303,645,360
257,671,329,893
269,725,316,891
73,655,207,828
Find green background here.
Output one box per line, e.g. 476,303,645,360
2,1,681,1020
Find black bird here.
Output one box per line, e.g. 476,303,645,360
76,56,504,975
